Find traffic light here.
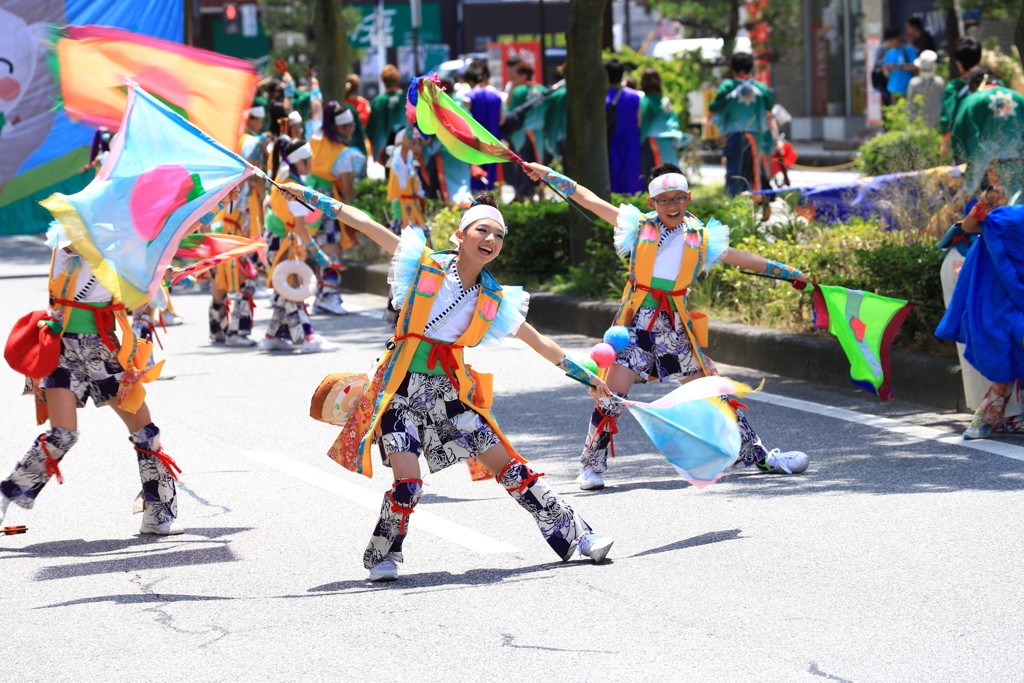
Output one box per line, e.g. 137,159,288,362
224,3,240,35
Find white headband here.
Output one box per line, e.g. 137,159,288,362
288,111,302,125
648,173,689,197
458,204,506,232
286,142,313,164
248,105,266,118
334,109,354,126
450,205,506,245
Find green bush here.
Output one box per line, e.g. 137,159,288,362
351,182,952,355
855,104,947,177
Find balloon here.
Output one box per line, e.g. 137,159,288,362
603,325,631,352
590,342,617,369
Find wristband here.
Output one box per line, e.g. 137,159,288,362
764,260,802,280
542,166,577,196
558,355,598,384
305,241,334,268
302,187,342,217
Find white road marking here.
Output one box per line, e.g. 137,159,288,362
237,450,523,554
746,391,1024,463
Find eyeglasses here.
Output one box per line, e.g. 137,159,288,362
653,196,688,206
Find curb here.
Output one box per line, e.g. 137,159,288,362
341,262,968,412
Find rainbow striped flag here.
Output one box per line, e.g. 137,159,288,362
49,25,258,152
408,73,525,169
41,84,252,310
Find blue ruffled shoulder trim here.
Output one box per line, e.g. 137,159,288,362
702,218,731,272
613,204,644,258
482,286,531,344
388,228,429,309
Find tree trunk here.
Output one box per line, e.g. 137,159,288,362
565,0,610,266
1017,2,1024,71
314,0,349,103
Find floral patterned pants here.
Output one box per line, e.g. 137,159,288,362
579,307,769,473
363,462,593,569
209,279,256,339
265,294,314,343
0,423,176,525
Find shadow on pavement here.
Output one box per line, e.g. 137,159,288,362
304,558,605,595
37,593,234,609
628,529,744,558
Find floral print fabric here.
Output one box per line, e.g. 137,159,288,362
377,372,501,473
0,428,79,508
499,462,592,560
363,479,423,569
39,334,124,408
615,307,711,383
131,424,178,525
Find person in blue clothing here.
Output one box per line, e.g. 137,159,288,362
882,27,919,101
605,59,643,194
460,62,504,191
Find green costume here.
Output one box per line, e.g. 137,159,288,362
640,93,685,168
506,83,548,157
939,76,970,137
951,84,1024,194
367,88,407,163
543,86,567,159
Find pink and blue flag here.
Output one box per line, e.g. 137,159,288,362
619,376,755,488
40,83,251,310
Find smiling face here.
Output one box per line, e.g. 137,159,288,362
455,218,505,266
0,7,38,116
647,190,691,228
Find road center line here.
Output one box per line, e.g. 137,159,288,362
745,392,1024,463
236,450,523,555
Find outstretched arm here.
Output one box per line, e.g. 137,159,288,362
515,322,611,398
523,162,621,225
279,183,400,253
720,248,810,283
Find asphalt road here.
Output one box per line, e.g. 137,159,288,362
2,235,1023,683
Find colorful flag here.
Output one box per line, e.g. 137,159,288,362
40,84,252,310
48,25,258,152
803,282,914,400
170,233,268,285
618,376,756,489
408,73,526,170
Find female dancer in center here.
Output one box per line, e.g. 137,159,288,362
280,182,615,582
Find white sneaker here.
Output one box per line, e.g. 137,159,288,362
578,533,614,564
257,336,294,351
301,335,340,354
763,449,809,474
161,312,184,326
368,555,400,582
313,294,349,316
225,335,258,347
210,332,226,343
576,466,605,491
0,493,10,525
140,519,185,535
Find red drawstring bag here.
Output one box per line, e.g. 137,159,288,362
4,310,63,379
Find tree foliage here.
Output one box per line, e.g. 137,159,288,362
258,0,360,82
649,0,801,65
